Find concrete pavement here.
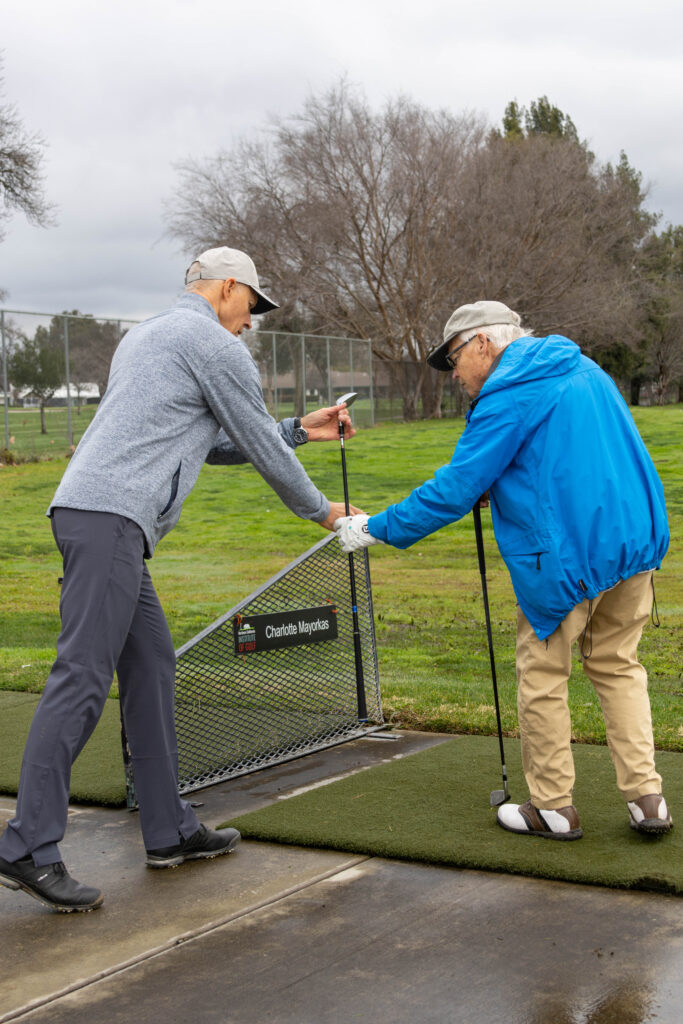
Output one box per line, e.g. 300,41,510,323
1,730,681,1024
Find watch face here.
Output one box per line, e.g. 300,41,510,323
293,427,308,444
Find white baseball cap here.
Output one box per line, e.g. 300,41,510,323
185,247,279,315
427,300,521,371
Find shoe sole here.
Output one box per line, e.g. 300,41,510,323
629,818,673,835
497,821,583,841
146,832,241,869
0,874,103,913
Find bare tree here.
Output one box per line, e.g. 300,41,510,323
166,82,659,418
167,83,486,418
0,59,55,297
60,313,121,398
640,226,683,403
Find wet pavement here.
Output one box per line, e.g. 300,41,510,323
1,730,681,1024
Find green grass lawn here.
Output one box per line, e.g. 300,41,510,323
2,404,98,459
1,406,681,750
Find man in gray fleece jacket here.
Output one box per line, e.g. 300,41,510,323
0,247,358,913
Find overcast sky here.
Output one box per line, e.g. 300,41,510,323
1,0,681,321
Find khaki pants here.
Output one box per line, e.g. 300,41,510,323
516,571,661,809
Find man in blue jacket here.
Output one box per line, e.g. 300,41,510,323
335,300,671,841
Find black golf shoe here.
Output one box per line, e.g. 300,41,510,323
0,855,103,912
145,824,241,868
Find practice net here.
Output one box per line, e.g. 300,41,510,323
123,535,383,806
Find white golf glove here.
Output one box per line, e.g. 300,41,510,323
333,514,384,553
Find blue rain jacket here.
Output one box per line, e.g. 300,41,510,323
368,335,669,639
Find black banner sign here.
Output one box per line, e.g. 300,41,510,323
233,605,338,654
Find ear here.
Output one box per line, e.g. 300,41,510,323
221,277,237,299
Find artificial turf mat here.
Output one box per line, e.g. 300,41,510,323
224,736,682,895
0,692,127,806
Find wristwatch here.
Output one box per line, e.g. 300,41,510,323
293,417,309,445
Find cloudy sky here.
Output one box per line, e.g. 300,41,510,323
2,0,681,321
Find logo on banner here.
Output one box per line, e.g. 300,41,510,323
233,605,338,654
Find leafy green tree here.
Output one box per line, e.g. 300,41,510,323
501,100,524,140
526,96,578,140
501,95,578,141
9,326,64,432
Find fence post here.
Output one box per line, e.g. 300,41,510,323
368,339,375,427
1,310,9,449
348,339,354,424
326,337,332,405
272,334,278,420
63,316,73,448
300,334,306,417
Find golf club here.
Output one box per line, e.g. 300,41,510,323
472,500,510,807
336,392,368,722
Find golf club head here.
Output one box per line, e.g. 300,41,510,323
336,391,358,407
490,789,511,807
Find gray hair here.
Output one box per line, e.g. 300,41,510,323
456,320,532,352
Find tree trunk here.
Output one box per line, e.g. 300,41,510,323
40,403,47,434
421,370,445,419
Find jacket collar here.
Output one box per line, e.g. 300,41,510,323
174,292,220,324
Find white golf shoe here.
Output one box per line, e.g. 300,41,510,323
497,800,583,841
627,794,673,835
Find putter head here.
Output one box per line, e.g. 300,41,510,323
336,391,358,407
490,789,511,807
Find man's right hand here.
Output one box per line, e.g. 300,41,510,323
319,501,364,531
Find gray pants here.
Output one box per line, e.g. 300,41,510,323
0,508,199,867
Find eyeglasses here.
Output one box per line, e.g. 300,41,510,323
445,333,479,370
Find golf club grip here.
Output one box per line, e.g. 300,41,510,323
339,422,351,514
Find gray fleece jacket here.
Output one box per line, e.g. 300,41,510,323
49,293,329,555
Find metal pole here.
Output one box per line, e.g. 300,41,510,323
63,316,73,448
326,337,332,405
1,311,10,449
273,334,278,420
368,340,375,427
300,334,306,417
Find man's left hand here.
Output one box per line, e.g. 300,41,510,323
333,514,384,553
301,403,355,442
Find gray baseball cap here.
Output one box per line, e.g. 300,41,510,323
185,247,279,315
427,300,520,371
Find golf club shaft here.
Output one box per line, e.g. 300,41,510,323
472,501,509,797
339,418,368,721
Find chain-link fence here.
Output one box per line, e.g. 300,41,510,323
0,309,138,456
122,534,382,805
1,307,467,456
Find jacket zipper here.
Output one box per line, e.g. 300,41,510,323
158,462,182,520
